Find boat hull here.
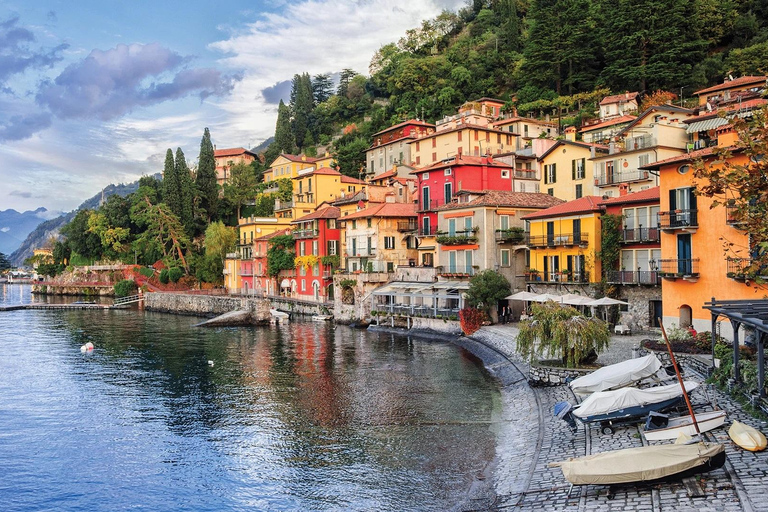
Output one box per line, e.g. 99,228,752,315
643,410,727,441
729,420,767,452
576,396,685,425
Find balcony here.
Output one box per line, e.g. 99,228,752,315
622,227,660,244
238,269,254,277
274,199,294,211
294,228,319,239
624,134,656,151
606,270,661,285
526,233,589,248
264,185,280,194
725,202,745,225
417,199,441,213
346,248,377,257
595,169,651,186
397,220,418,232
436,229,479,245
687,138,717,152
658,210,698,231
417,226,435,237
727,258,751,280
514,169,538,180
658,258,700,279
295,192,314,204
496,228,526,244
525,270,590,283
437,265,476,277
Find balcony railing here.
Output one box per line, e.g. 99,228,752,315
238,269,254,277
525,271,590,283
346,248,377,257
606,270,661,285
495,229,526,244
417,227,435,236
624,134,656,151
417,199,442,212
295,193,314,204
274,199,294,211
622,227,660,243
514,169,538,179
658,209,698,230
437,265,476,276
526,233,589,248
727,258,751,280
658,258,700,277
293,229,319,239
595,169,651,186
397,220,418,232
687,138,717,152
436,229,479,245
725,203,745,225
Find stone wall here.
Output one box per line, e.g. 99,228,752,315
32,284,114,296
527,363,592,386
145,292,271,322
268,296,331,317
615,284,661,332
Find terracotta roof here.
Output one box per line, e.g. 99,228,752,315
371,119,435,137
434,190,565,211
599,92,639,105
255,228,292,241
600,187,660,206
393,177,414,185
371,169,397,181
340,202,417,221
617,105,695,136
639,147,718,170
410,154,512,174
684,98,768,122
580,115,636,133
214,147,256,158
341,175,367,185
279,153,319,163
292,206,340,223
493,116,556,128
538,140,609,161
521,196,603,220
408,122,510,142
694,76,767,96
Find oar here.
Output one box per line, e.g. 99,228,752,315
659,319,701,436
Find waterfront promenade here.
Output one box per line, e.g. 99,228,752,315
463,324,768,512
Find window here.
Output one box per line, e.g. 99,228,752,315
638,154,651,168
327,240,337,255
444,168,452,176
312,240,318,255
432,152,437,162
300,266,306,276
575,184,583,199
572,158,585,180
300,242,306,256
464,216,473,231
328,219,336,229
544,163,556,184
432,138,436,148
352,220,357,229
500,215,509,230
444,182,453,202
547,188,554,196
313,263,319,276
387,262,394,273
301,280,306,291
458,131,462,142
384,236,395,249
422,187,430,210
448,218,456,236
423,172,429,180
678,164,690,175
367,219,372,228
367,236,374,255
501,249,510,267
501,169,510,179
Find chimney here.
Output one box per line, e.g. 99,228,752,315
301,155,306,161
619,183,629,196
564,126,577,142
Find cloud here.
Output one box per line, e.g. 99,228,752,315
36,42,242,120
0,112,52,141
9,190,32,198
0,227,8,232
261,79,291,104
0,16,68,83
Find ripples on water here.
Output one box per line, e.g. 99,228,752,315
0,285,500,511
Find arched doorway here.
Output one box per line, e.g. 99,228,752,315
313,280,320,302
679,305,692,328
327,283,334,301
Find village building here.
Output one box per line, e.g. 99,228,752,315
214,147,258,186
291,205,341,303
366,120,434,178
537,137,608,202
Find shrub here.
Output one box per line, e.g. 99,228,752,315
459,307,486,335
168,267,183,283
114,279,137,297
139,267,154,278
159,268,170,284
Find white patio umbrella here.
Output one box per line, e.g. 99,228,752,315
561,293,595,306
505,291,540,301
584,297,629,307
531,293,564,303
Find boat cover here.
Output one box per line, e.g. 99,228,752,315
549,442,724,485
570,354,664,395
573,381,699,419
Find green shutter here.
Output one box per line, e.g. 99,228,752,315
572,159,576,180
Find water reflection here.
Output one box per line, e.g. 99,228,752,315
0,289,500,511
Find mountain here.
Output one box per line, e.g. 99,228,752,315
9,175,159,267
251,137,274,154
0,207,60,255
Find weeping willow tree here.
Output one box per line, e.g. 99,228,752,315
516,301,610,368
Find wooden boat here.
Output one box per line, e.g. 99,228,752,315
555,381,699,434
311,315,332,322
729,420,767,452
549,442,726,485
569,354,666,396
643,410,727,441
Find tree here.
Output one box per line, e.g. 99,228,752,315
175,147,194,233
337,68,357,98
332,133,368,178
267,234,295,277
204,221,237,267
516,301,610,367
465,270,511,319
312,73,334,104
131,195,190,272
161,149,179,216
274,100,295,154
0,252,10,271
693,107,768,285
598,213,623,278
87,211,131,259
222,162,258,220
60,209,103,261
290,72,315,149
195,127,219,222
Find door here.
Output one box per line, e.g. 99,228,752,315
677,234,692,274
449,251,457,273
546,222,555,246
465,250,473,275
422,187,430,211
649,301,662,328
573,219,581,245
444,182,453,203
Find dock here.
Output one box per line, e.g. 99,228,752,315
0,294,144,312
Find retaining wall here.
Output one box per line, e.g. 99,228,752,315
145,292,271,322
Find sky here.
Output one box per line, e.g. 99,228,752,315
0,0,464,215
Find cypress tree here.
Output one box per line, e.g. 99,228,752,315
175,147,194,233
196,127,218,221
274,100,295,154
290,73,314,149
161,149,180,216
311,73,333,104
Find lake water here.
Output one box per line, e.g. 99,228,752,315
0,285,501,511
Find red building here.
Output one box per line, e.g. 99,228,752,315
411,154,516,236
292,205,341,302
253,228,291,296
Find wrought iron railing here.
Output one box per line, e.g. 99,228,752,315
526,233,589,247
658,258,700,277
606,270,661,285
495,229,526,243
436,265,476,276
622,227,660,243
658,209,698,229
595,169,651,186
397,220,418,232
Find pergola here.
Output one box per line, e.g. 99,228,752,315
370,280,468,325
703,297,768,398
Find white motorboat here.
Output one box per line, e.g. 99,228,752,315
569,354,666,395
643,410,727,441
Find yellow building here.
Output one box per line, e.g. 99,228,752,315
263,153,319,183
537,139,608,202
224,216,294,293
521,196,603,284
275,167,367,220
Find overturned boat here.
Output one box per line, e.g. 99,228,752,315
569,354,667,396
556,381,700,434
643,410,727,441
549,442,726,486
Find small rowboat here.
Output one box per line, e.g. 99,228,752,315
643,410,727,441
729,420,767,452
549,442,726,486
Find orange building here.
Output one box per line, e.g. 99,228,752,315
214,147,258,186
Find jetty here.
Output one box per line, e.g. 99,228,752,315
0,294,144,312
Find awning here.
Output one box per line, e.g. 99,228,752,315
417,246,436,251
686,117,728,134
280,279,291,288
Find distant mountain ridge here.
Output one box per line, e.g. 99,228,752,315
9,175,160,267
0,207,60,255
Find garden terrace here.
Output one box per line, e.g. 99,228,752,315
435,229,479,245
370,280,468,321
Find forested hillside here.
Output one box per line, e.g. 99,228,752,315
262,0,768,177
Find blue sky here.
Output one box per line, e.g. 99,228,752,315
0,0,462,214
